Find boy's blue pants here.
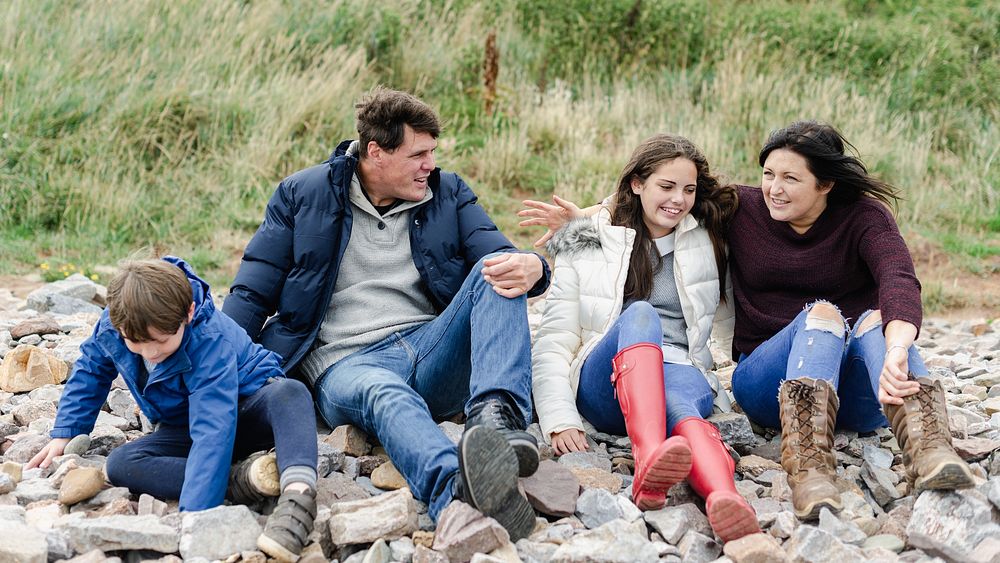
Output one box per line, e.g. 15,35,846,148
105,377,317,503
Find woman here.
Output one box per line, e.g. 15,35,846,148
532,134,760,543
523,121,975,523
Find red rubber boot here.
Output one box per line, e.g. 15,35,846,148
672,417,761,542
612,343,692,510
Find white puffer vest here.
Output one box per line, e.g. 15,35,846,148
531,208,735,441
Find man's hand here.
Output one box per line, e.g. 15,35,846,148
518,195,582,248
878,346,920,405
551,428,589,455
25,437,71,470
482,253,544,298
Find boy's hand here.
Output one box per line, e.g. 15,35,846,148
25,438,71,470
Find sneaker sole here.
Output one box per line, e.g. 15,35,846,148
707,491,761,542
460,426,536,541
257,533,299,563
251,453,281,498
915,459,976,491
508,436,540,478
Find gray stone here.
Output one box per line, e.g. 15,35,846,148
12,400,57,425
864,534,906,553
862,462,903,506
520,459,579,517
862,445,895,469
557,451,612,472
317,441,346,477
70,487,132,512
643,503,712,544
13,478,59,505
10,317,62,340
722,532,790,563
316,472,370,507
389,537,416,563
677,530,721,563
709,413,758,449
26,292,102,316
574,488,628,529
515,539,558,563
785,524,864,562
0,473,15,495
906,489,1000,561
550,518,658,563
4,434,51,463
818,507,867,545
63,434,92,456
328,489,419,545
413,544,449,563
44,528,75,561
57,514,179,553
363,538,392,563
0,520,48,563
179,505,262,560
87,425,126,456
770,510,798,539
432,501,508,562
26,384,63,403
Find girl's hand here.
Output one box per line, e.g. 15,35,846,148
878,346,920,405
551,428,589,455
518,195,583,248
25,437,71,469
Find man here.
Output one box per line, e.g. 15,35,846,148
223,87,549,540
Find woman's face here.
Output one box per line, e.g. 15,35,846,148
631,158,698,238
761,148,832,233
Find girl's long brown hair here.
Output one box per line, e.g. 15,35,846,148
610,134,737,301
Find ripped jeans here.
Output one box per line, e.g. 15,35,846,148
731,305,928,432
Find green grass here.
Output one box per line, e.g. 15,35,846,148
1,0,997,290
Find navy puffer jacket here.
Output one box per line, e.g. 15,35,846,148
224,140,551,375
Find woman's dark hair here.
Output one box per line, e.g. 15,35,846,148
610,134,736,302
758,120,900,208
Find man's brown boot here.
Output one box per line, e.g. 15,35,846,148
884,376,975,491
779,378,843,520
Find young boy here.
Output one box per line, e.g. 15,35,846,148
28,256,318,562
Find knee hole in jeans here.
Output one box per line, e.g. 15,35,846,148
855,310,883,336
805,301,846,337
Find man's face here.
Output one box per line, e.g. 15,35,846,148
374,125,437,202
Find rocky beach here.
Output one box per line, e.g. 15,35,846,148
1,274,999,563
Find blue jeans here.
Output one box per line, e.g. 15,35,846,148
105,377,318,502
314,254,533,521
732,307,928,432
576,302,714,436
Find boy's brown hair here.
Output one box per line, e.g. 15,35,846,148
355,86,441,159
107,260,193,342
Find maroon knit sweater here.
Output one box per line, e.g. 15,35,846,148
728,185,922,357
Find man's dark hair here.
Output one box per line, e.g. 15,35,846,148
355,86,441,159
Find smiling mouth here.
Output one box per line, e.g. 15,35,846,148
770,197,790,206
659,206,683,216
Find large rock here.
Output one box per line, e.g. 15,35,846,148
10,317,61,340
709,413,758,449
0,345,69,393
723,532,790,563
0,520,48,563
325,425,371,457
677,530,721,563
317,472,371,506
784,525,864,562
57,514,179,553
550,518,658,563
328,489,419,545
568,467,622,493
557,451,612,472
179,505,263,560
4,434,50,463
520,460,579,517
906,488,1000,561
371,461,407,491
432,501,508,563
12,400,58,426
643,503,712,544
574,488,641,529
58,467,104,505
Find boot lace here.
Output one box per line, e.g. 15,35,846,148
914,385,951,447
468,398,524,432
788,383,830,470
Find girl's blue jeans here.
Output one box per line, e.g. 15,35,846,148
576,302,714,436
732,306,928,432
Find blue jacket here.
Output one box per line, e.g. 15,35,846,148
223,140,551,374
51,257,285,511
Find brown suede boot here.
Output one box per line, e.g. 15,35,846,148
884,376,975,491
779,378,843,520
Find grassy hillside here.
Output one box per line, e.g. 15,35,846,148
1,0,997,307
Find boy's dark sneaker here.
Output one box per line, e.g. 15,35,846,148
466,398,539,477
453,425,536,541
228,451,280,505
257,488,317,563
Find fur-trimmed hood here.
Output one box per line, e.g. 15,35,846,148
546,217,602,257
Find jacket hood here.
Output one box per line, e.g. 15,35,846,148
162,256,213,326
546,217,602,258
